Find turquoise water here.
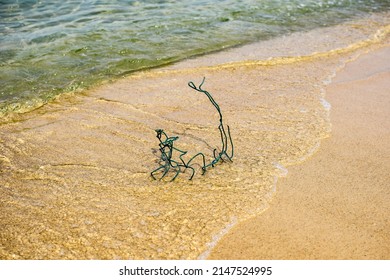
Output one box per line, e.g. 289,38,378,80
1,0,389,115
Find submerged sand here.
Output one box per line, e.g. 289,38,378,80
209,46,390,260
0,13,389,260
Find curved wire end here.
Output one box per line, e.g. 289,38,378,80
188,77,206,91
199,77,206,90
188,81,196,90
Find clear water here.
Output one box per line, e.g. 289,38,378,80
1,0,389,115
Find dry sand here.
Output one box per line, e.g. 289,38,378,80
209,46,390,259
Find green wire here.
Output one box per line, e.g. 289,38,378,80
151,78,234,181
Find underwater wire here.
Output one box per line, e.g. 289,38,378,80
151,78,234,181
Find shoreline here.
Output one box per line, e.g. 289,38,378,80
1,11,390,124
208,45,390,259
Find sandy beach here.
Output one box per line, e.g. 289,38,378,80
1,14,389,260
209,46,390,259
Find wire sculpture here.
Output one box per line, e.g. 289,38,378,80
151,78,234,181
150,129,196,181
188,77,234,167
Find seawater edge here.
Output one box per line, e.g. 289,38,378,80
2,1,389,118
207,44,390,259
1,11,390,123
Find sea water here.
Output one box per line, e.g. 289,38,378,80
1,0,389,116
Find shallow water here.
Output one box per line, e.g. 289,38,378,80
1,0,389,116
0,13,389,259
0,62,333,259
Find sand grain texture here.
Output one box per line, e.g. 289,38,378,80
209,46,390,260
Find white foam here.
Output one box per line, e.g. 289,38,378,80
320,97,331,111
273,162,289,177
198,217,238,260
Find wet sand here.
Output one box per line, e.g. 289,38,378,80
209,46,390,259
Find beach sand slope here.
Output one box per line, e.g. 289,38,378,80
209,46,390,259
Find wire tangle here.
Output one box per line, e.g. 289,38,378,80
151,78,234,181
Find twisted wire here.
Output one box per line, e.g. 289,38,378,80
151,78,234,181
